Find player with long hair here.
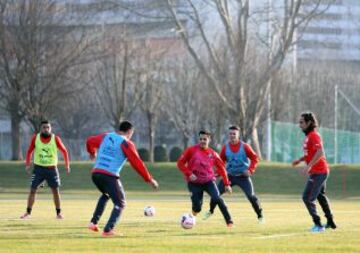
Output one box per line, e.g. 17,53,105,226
292,112,337,232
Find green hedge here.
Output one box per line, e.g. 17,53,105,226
138,148,150,162
169,147,182,162
154,145,168,162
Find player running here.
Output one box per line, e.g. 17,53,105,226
292,112,337,232
203,125,263,223
86,120,158,237
177,129,233,227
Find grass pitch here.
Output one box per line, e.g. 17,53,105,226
1,161,360,253
0,194,360,253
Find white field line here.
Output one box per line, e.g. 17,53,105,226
255,232,310,239
255,228,360,240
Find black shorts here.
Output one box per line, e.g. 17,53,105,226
30,165,61,189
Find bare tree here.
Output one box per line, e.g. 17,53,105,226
165,0,331,156
140,74,165,162
0,0,96,159
93,39,145,130
51,91,106,160
163,58,202,149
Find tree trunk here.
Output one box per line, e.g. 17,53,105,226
148,115,155,163
251,128,262,160
182,135,189,150
10,111,23,160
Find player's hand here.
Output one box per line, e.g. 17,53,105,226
189,173,197,182
89,153,96,161
149,178,159,190
242,170,250,177
25,165,31,176
66,167,71,175
225,185,232,194
300,166,310,175
292,159,301,167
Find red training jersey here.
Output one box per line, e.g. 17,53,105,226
25,134,70,168
302,130,329,174
220,141,259,174
177,144,230,186
86,133,152,182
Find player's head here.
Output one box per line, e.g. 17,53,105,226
40,120,51,136
299,112,318,134
228,125,240,143
119,120,134,139
198,129,211,149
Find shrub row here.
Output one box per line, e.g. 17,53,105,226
137,146,183,162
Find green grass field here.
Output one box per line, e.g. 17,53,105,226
1,162,360,253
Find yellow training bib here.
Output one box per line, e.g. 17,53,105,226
34,133,58,166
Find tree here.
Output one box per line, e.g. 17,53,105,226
163,58,202,149
0,0,96,159
93,38,145,130
138,40,170,162
51,91,106,160
165,0,331,156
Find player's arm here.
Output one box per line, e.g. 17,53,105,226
86,133,106,160
307,149,324,168
55,136,70,174
244,143,259,174
25,134,36,174
292,156,305,166
214,152,231,185
176,148,192,178
219,145,227,162
304,135,325,172
121,140,158,189
214,153,232,193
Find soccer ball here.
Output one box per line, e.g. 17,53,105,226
180,213,195,229
144,206,155,217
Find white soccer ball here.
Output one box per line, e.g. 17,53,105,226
180,213,196,229
144,206,155,217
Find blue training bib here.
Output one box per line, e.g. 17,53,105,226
94,132,127,176
225,142,249,175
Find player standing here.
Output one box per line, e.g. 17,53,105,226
21,120,70,219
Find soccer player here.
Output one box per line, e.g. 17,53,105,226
177,129,233,227
204,125,263,223
21,120,70,219
292,112,337,232
86,120,159,237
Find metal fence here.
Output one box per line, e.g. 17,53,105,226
271,121,360,164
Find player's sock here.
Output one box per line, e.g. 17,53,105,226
56,208,61,215
26,207,32,215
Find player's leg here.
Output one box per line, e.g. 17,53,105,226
90,194,109,226
50,187,62,219
205,181,233,226
187,182,204,216
207,179,226,216
302,174,327,231
239,176,263,220
46,168,62,218
89,173,111,229
103,178,126,234
21,166,44,218
316,176,336,229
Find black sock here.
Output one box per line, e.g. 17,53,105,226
56,208,61,215
314,221,322,226
26,207,32,214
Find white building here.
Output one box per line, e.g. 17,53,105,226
297,0,360,63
